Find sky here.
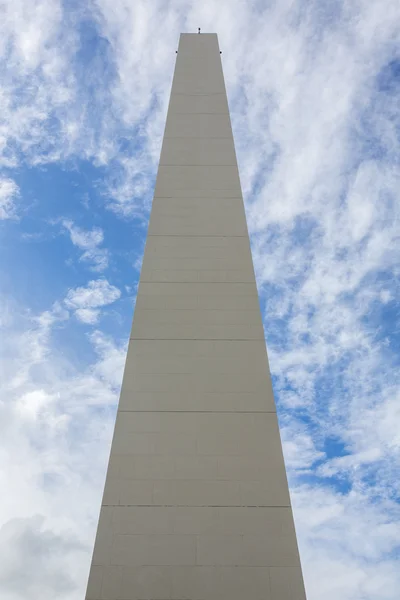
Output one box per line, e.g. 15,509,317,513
0,0,399,598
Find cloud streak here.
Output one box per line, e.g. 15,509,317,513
64,279,121,324
0,296,127,599
0,0,399,598
0,178,19,219
62,220,109,272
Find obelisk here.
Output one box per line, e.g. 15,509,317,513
85,32,307,600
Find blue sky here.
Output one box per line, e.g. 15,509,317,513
0,1,400,599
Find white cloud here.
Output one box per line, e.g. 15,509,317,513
0,0,399,598
0,296,127,599
281,425,325,471
6,301,69,391
89,330,128,388
64,279,121,323
317,448,383,479
62,220,103,251
0,0,78,168
62,220,109,272
292,485,400,600
0,515,87,600
0,178,19,219
15,389,57,421
74,308,100,325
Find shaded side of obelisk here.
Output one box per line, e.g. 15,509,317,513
85,33,307,600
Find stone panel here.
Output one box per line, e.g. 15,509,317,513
168,92,229,114
111,534,196,566
118,390,275,412
155,165,241,193
85,32,306,600
270,567,307,600
160,137,237,165
164,113,232,139
142,235,251,259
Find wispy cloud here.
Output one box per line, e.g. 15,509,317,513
0,515,87,599
0,0,399,598
0,178,19,219
64,279,121,324
0,297,127,599
62,220,109,271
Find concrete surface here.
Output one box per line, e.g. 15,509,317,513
85,32,307,600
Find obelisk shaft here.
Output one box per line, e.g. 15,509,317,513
85,33,307,600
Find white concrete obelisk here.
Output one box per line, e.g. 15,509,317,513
85,32,307,600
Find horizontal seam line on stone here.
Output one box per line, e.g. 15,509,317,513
138,282,255,285
117,410,276,413
104,533,289,537
159,164,237,167
168,112,228,115
148,235,247,238
140,281,255,284
121,389,268,392
102,505,291,508
122,390,268,394
134,304,260,310
166,113,229,116
109,479,283,483
129,339,265,342
153,196,242,198
152,200,243,202
164,136,232,140
171,93,226,96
